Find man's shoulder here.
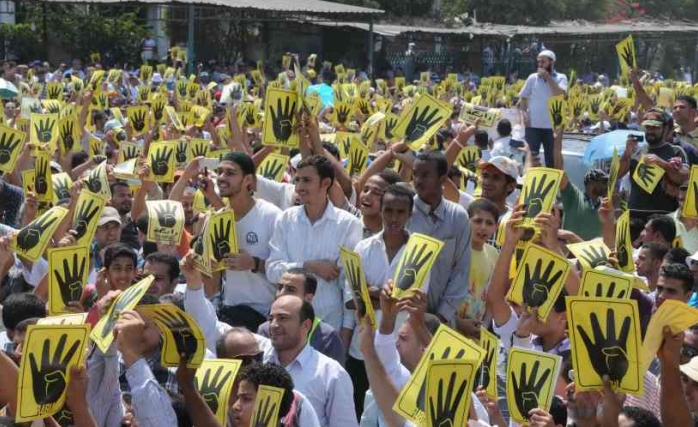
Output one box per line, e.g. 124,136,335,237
443,198,469,218
332,203,363,226
255,198,283,217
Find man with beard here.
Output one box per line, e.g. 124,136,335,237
180,186,205,236
617,108,690,222
518,50,567,167
109,181,138,250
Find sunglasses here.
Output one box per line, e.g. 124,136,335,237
233,351,264,366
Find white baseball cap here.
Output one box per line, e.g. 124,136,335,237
538,49,556,62
681,355,698,382
477,156,519,181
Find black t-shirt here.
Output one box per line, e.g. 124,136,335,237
629,142,687,214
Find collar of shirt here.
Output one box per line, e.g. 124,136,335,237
675,125,698,139
269,343,314,369
299,200,338,226
531,336,570,356
414,196,446,221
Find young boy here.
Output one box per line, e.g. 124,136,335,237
456,199,500,336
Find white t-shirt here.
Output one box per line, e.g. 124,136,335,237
519,71,568,129
255,175,296,211
223,199,281,314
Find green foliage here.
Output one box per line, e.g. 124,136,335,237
0,23,43,60
336,0,435,17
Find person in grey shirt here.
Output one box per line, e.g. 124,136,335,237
407,151,472,324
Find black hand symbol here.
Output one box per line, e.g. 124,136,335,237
385,117,398,140
480,339,496,390
132,111,146,133
191,143,209,158
252,395,278,427
590,99,601,114
511,361,551,420
404,106,443,143
260,160,284,180
210,217,232,261
693,182,698,215
361,127,374,145
155,203,178,228
429,371,468,427
621,44,634,69
522,258,564,308
45,103,61,114
523,174,556,218
395,244,434,290
153,102,165,122
340,137,352,159
55,406,74,427
457,149,481,173
29,333,81,406
48,85,63,100
617,226,630,269
188,85,198,99
577,308,631,385
346,259,367,317
178,82,188,98
196,365,233,415
176,141,187,163
35,156,49,196
17,212,59,251
86,169,102,193
100,285,144,339
350,147,367,176
270,97,296,143
550,100,563,127
73,199,100,241
139,87,150,102
245,106,256,126
55,252,87,305
151,147,173,176
358,100,371,115
584,281,626,299
573,100,583,118
0,130,21,164
417,347,466,411
336,105,351,124
60,120,75,153
155,310,198,361
34,117,56,144
124,145,140,161
636,163,657,189
579,246,609,268
55,178,71,200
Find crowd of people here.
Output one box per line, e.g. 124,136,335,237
0,42,695,427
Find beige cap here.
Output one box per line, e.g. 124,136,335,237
98,206,122,227
680,356,698,382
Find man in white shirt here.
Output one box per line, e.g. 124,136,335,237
518,49,567,167
265,295,358,427
267,155,363,336
213,151,281,332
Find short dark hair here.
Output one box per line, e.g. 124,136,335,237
619,406,661,427
286,267,317,295
296,155,335,187
104,243,137,269
496,119,512,137
629,217,646,244
377,169,402,186
647,214,676,243
467,198,500,223
381,183,415,211
474,130,489,148
221,151,256,176
677,95,698,110
415,151,448,177
1,293,46,331
642,242,670,262
665,247,690,266
110,180,130,195
322,142,341,161
660,263,694,293
300,299,315,325
145,252,180,282
424,313,441,335
238,363,295,419
549,396,567,426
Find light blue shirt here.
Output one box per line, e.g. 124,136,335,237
125,357,178,427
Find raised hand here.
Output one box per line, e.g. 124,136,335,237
151,147,173,176
34,116,56,144
523,174,556,219
395,243,434,290
55,252,87,306
210,217,232,261
73,198,100,240
17,213,59,252
404,106,444,143
457,148,481,172
155,310,198,361
29,333,81,406
154,202,178,228
621,44,634,69
428,371,468,427
269,97,297,143
196,365,233,415
579,246,609,268
0,129,21,164
511,361,552,420
577,308,631,385
522,258,564,308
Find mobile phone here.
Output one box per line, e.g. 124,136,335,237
199,158,220,171
629,134,644,143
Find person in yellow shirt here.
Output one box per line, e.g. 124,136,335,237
456,198,500,338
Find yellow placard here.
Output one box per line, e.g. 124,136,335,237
193,216,214,276
175,139,188,168
147,141,176,183
580,266,633,299
16,324,91,422
146,200,185,246
566,297,643,395
632,156,665,194
642,300,698,373
72,191,106,247
84,161,112,201
107,69,122,85
30,113,59,148
0,124,25,173
58,114,80,154
127,105,149,135
34,150,53,203
251,385,285,427
346,138,368,177
455,146,481,173
567,238,611,270
339,247,376,329
11,206,69,263
89,135,104,157
393,324,485,426
425,359,477,427
506,347,562,425
615,210,634,273
332,101,352,128
608,147,620,201
46,82,64,100
519,167,563,227
187,138,210,160
391,94,451,150
616,35,636,77
118,141,143,164
140,65,153,84
507,243,570,321
52,172,73,204
166,105,185,131
89,70,104,91
682,165,698,218
37,313,88,326
258,153,289,182
41,99,63,115
137,85,151,103
207,209,238,271
90,275,154,353
262,88,299,148
47,245,89,315
479,328,499,400
335,131,359,160
392,233,445,299
195,359,242,425
136,304,206,368
547,95,567,129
